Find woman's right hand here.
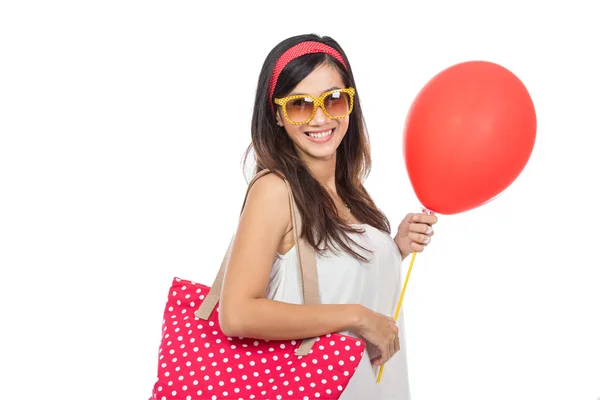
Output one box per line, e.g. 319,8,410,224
354,306,400,366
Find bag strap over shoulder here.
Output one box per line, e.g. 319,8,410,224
194,169,320,355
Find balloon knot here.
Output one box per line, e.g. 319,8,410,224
421,207,435,215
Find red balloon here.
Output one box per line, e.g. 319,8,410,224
403,61,537,215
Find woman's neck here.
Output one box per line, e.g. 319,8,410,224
304,154,337,192
303,152,359,224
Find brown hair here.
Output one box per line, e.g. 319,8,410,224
243,34,390,261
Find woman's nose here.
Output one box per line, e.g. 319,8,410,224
309,105,329,125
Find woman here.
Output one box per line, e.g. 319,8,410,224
219,34,437,399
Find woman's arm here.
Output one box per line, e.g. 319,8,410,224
218,173,363,340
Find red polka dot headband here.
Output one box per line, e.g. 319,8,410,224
268,41,348,106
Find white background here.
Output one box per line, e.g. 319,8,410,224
1,1,599,399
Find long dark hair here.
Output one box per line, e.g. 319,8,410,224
243,33,390,261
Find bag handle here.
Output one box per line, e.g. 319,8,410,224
195,169,320,355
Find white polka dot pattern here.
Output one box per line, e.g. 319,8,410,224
149,278,365,400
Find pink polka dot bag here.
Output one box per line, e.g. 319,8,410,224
149,170,366,400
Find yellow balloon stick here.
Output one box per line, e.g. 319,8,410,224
376,250,418,383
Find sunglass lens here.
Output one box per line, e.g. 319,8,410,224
324,91,351,117
285,97,314,123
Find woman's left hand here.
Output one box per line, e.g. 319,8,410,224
394,212,438,259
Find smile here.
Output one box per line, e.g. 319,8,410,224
304,128,334,142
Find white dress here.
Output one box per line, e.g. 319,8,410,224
265,223,411,400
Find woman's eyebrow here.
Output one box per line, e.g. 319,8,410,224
289,86,342,96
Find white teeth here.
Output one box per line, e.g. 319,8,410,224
308,129,332,139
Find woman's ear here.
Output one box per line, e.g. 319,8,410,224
275,111,284,127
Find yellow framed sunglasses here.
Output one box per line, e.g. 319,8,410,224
274,87,355,125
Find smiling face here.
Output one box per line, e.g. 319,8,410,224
275,64,350,163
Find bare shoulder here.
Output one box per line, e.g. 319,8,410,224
246,172,289,206
241,172,291,234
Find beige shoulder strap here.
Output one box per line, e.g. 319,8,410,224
195,169,320,355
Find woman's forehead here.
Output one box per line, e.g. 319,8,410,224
290,64,345,97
